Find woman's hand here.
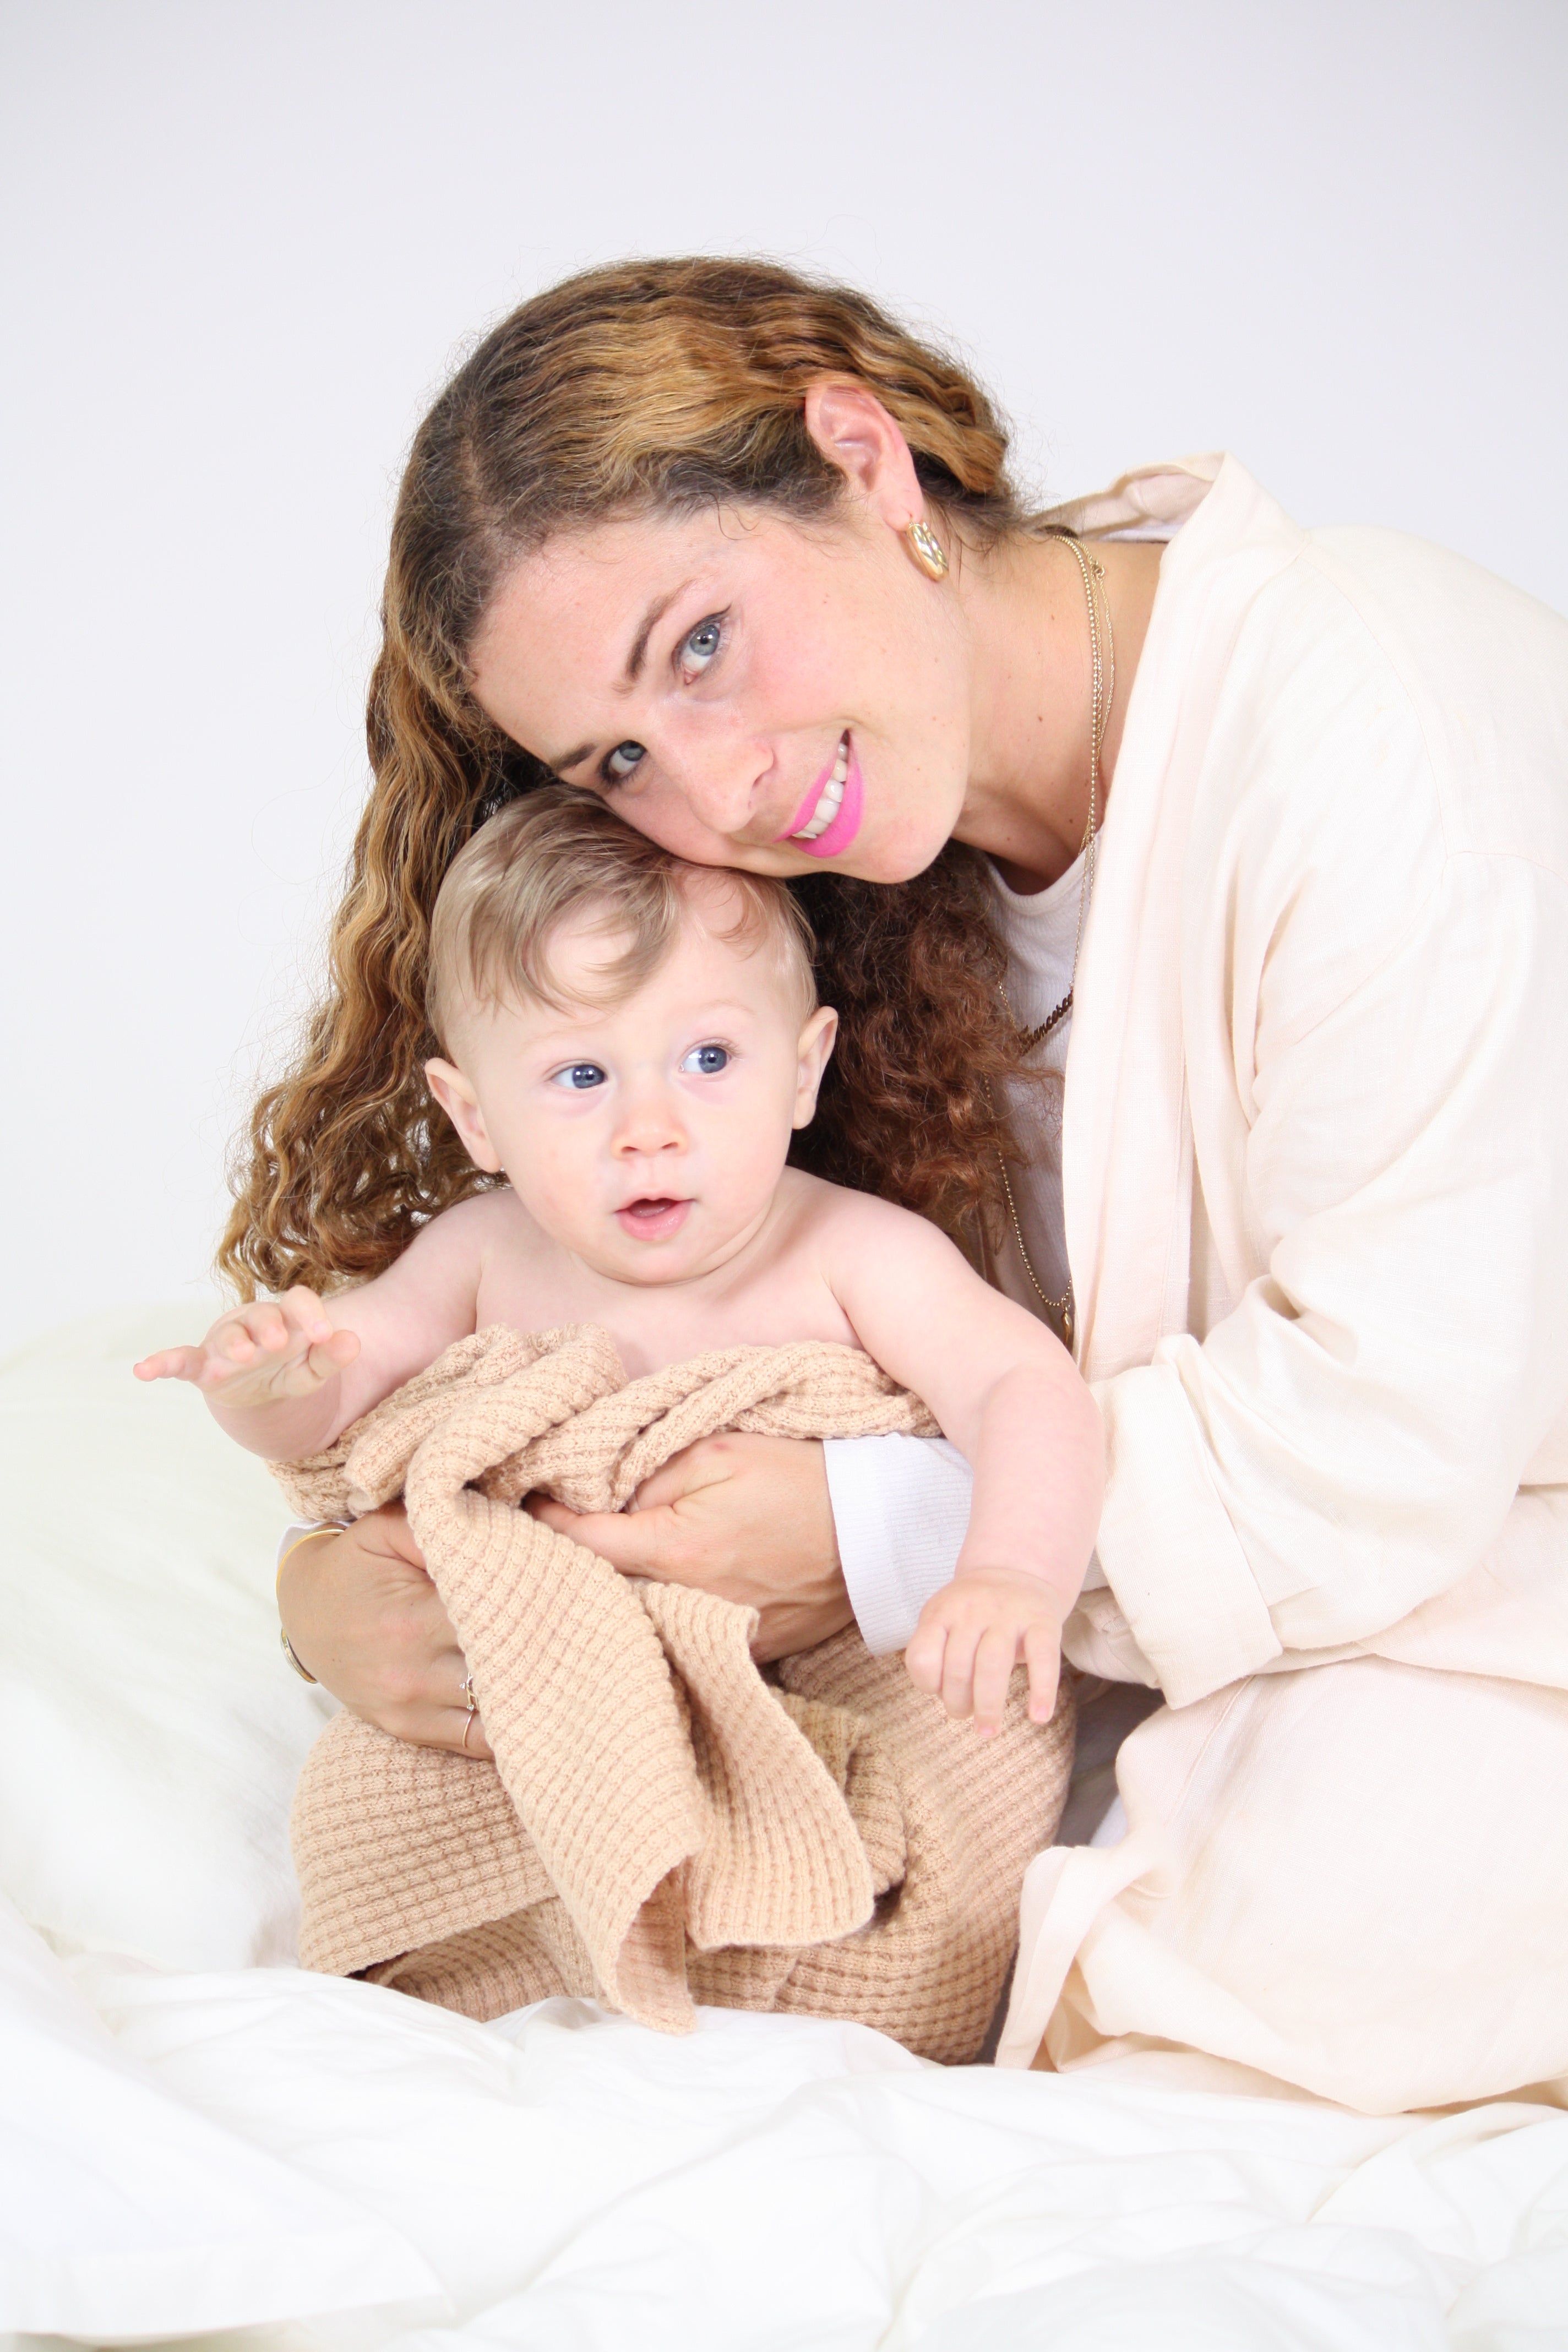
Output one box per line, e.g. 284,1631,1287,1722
277,1503,493,1758
528,1434,852,1662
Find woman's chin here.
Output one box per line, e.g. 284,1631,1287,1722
832,815,959,888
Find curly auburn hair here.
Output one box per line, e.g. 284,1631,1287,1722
220,256,1042,1298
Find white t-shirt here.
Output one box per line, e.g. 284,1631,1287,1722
986,848,1086,1326
823,851,1091,1654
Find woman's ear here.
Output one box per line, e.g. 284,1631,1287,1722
803,382,924,531
792,1005,839,1130
425,1058,503,1173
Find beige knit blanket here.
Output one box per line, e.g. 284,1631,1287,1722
277,1325,1074,2064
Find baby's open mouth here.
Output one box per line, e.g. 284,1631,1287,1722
616,1196,693,1240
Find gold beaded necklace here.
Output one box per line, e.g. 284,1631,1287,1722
993,534,1114,1348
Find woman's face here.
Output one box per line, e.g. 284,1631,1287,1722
468,477,976,886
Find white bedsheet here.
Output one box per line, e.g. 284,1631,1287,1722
4,1306,1567,2347
7,1908,1567,2351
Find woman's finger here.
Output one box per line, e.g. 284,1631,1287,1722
625,1435,737,1512
444,1702,493,1761
449,1657,492,1760
527,1493,684,1576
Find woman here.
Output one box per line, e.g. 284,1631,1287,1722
252,258,1568,2113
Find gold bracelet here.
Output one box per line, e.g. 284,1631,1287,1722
276,1523,346,1685
276,1522,347,1593
280,1626,319,1685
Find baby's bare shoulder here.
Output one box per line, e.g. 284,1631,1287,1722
403,1186,549,1281
780,1169,976,1270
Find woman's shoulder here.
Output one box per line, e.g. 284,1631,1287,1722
1199,524,1568,878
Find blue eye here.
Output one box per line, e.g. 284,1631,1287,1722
681,615,724,676
681,1043,729,1075
602,742,645,786
551,1062,607,1091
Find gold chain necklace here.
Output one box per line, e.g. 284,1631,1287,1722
993,534,1114,1348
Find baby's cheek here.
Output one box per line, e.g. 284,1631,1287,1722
507,1152,596,1251
727,1101,797,1204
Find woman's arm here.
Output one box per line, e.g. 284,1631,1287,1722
1098,848,1568,1711
287,1439,865,1741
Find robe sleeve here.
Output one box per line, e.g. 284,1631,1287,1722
1093,849,1568,1708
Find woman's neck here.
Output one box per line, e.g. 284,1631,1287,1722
952,533,1164,896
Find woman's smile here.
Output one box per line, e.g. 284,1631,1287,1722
776,730,864,859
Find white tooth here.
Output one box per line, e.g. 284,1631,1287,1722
792,755,850,841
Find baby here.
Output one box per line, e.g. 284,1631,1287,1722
138,790,1103,1733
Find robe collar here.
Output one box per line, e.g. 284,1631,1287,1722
1054,455,1305,1381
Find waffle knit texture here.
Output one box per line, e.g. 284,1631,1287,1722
275,1326,1075,2064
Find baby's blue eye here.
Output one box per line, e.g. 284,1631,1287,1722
551,1062,608,1091
681,1044,729,1075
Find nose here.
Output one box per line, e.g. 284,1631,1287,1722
661,710,772,839
610,1072,688,1163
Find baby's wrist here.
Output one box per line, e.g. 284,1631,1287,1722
951,1554,1079,1612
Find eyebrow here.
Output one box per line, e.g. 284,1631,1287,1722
548,578,697,775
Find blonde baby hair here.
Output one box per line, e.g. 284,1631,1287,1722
426,785,818,1053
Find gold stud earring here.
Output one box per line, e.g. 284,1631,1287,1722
904,517,949,581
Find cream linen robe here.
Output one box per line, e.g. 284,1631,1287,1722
995,455,1568,2112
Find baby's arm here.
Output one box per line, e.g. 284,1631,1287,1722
133,1201,489,1459
822,1193,1104,1732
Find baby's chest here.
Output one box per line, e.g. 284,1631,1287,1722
472,1257,860,1376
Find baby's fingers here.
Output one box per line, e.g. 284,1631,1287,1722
306,1329,360,1381
1023,1621,1063,1725
132,1345,206,1384
936,1620,983,1722
971,1624,1023,1738
903,1617,949,1698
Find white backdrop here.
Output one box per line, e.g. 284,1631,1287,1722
1,0,1564,1353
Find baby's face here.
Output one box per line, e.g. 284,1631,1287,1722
427,890,835,1287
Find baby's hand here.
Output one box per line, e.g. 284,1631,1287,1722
905,1567,1068,1736
133,1287,359,1412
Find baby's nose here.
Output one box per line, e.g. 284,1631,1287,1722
611,1084,687,1155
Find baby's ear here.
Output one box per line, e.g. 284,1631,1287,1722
424,1058,503,1173
792,1005,839,1130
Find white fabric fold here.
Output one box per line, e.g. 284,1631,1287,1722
825,1432,971,1654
